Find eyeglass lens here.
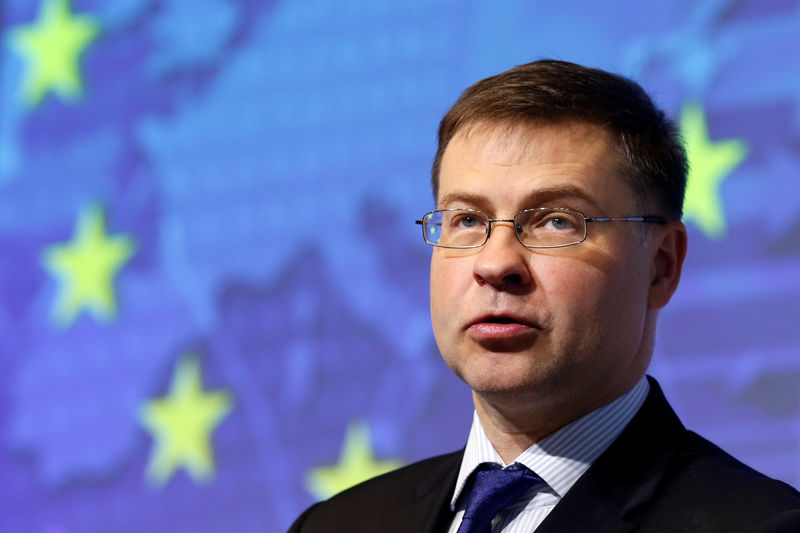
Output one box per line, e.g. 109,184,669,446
423,209,586,248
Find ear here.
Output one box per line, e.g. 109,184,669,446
647,221,687,309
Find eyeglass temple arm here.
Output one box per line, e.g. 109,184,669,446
585,216,669,224
417,215,670,225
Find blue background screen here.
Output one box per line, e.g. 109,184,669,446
1,0,799,531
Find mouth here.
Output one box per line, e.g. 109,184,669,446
481,316,524,324
469,313,537,327
467,313,540,342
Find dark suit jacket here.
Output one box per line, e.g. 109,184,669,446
289,378,800,532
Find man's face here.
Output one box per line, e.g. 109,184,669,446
430,121,664,414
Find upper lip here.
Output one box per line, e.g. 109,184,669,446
467,312,540,328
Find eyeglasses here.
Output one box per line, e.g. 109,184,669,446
415,208,669,249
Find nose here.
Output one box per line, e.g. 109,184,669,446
473,220,532,290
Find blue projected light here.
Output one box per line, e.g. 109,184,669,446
0,0,798,532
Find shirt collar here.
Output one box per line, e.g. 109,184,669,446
451,376,650,510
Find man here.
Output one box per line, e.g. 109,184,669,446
289,60,800,532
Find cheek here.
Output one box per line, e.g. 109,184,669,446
429,254,458,330
430,253,476,344
542,257,649,352
537,260,597,305
537,260,618,333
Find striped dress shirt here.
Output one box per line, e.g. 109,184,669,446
447,377,650,532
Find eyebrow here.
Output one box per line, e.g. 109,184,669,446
438,185,601,211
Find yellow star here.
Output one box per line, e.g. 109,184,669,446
42,205,135,327
8,0,100,108
306,421,403,500
680,102,749,239
139,355,233,487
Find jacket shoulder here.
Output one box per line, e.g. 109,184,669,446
665,429,800,513
619,430,800,532
287,450,462,532
539,379,800,533
626,414,800,530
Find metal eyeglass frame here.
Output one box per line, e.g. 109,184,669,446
415,207,670,249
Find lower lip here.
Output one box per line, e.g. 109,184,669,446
468,322,535,340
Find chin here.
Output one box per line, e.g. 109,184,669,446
462,365,544,397
461,352,567,395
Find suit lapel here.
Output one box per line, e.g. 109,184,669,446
534,492,636,533
378,378,683,533
536,377,684,533
386,450,462,533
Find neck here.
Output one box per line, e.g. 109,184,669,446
472,393,566,463
472,378,642,464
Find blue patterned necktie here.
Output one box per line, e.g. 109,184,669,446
456,462,541,533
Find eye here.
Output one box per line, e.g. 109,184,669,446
514,208,586,247
449,212,486,230
522,209,583,234
545,216,574,231
457,215,480,228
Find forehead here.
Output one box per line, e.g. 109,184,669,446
437,121,633,211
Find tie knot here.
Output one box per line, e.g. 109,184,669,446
457,463,541,533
